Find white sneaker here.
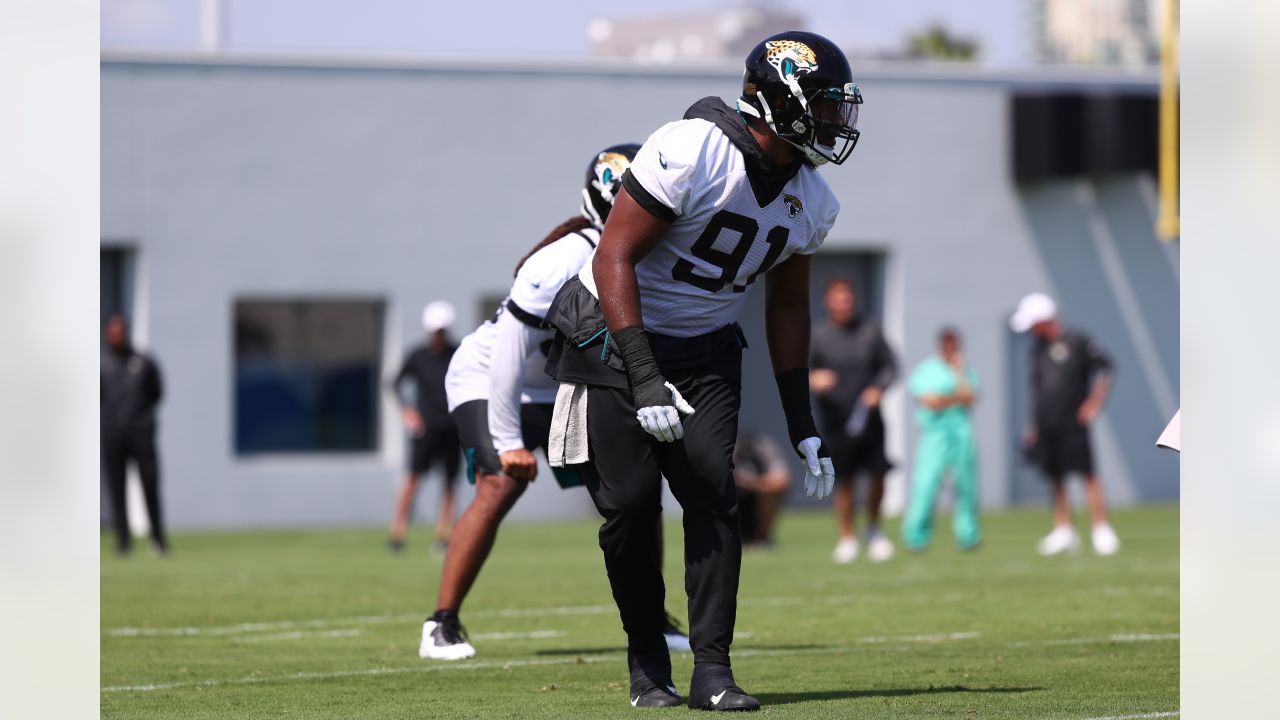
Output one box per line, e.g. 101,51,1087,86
832,537,859,564
867,532,895,563
419,616,477,660
1036,525,1081,556
1091,523,1121,556
663,612,691,653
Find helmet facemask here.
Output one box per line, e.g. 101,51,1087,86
739,82,862,166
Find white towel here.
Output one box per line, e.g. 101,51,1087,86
549,382,590,467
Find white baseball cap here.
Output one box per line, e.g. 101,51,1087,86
1009,293,1057,333
421,301,456,334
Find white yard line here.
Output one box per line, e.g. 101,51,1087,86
102,648,839,694
1075,707,1172,712
470,630,565,641
857,632,980,644
108,614,422,637
102,655,618,693
1009,633,1178,648
107,605,618,637
104,629,1171,695
471,604,617,619
107,583,1177,640
235,629,363,643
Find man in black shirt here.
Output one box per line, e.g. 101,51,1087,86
1011,293,1121,556
101,314,167,555
810,276,898,564
389,302,461,553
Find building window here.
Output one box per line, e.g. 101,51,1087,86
101,246,135,335
234,300,383,454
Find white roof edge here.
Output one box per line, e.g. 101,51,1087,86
99,49,1161,88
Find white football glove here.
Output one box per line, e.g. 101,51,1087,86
797,436,836,499
635,382,695,443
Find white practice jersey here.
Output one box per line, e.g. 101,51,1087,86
445,226,599,452
579,97,840,337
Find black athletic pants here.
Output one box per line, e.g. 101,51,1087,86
584,346,742,667
102,426,166,551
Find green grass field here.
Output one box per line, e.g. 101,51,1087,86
102,506,1178,719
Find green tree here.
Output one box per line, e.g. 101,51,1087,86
906,23,980,61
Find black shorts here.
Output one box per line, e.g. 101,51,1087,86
451,400,583,488
409,428,462,478
1035,426,1095,478
822,409,892,478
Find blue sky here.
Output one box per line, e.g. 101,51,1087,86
102,0,1031,65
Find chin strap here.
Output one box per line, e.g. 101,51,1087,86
737,94,828,167
580,187,604,227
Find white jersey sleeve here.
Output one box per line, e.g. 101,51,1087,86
484,228,599,451
625,121,717,219
486,309,545,453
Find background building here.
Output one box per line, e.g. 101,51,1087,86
1033,0,1160,67
101,52,1178,528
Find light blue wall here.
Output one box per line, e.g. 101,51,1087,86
102,54,1177,528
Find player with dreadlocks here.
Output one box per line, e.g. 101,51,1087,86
419,143,689,660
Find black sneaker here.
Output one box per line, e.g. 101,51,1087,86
418,611,476,660
630,677,681,708
688,664,760,711
629,648,679,708
388,537,405,554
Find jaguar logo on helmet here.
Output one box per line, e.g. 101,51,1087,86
764,40,819,83
783,193,804,218
591,151,631,203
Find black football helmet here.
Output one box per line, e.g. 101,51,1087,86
737,31,862,166
581,143,641,228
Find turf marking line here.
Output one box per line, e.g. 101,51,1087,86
101,655,619,693
1008,633,1178,648
100,645,901,694
107,605,618,638
1075,707,1172,712
470,630,565,641
235,629,363,643
108,614,423,637
857,632,979,644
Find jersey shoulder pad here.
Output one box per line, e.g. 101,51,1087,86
626,118,722,218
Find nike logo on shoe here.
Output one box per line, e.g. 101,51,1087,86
631,696,640,707
711,690,727,706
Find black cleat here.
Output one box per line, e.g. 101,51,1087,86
630,679,681,708
628,647,679,708
688,665,760,711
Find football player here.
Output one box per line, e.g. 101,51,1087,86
419,144,690,660
545,31,859,711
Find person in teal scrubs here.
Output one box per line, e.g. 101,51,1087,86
902,327,981,551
